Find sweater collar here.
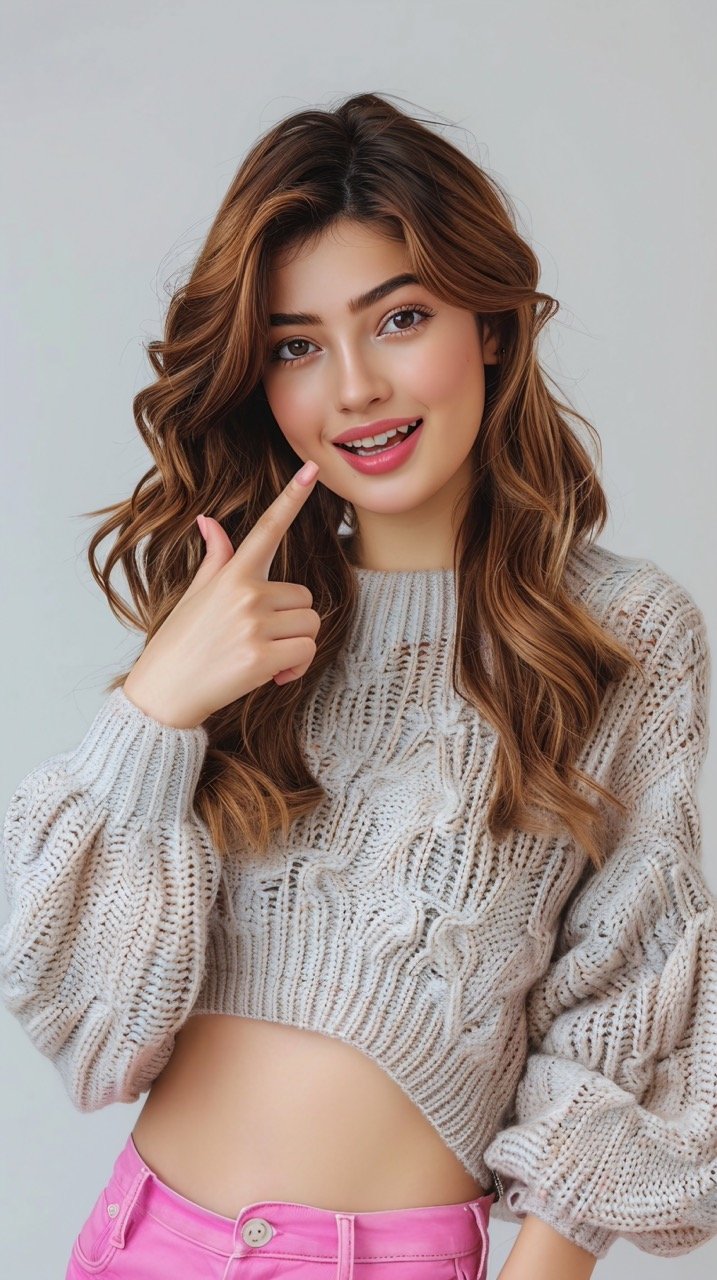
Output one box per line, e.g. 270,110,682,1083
349,565,458,654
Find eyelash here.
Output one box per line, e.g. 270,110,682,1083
269,304,435,367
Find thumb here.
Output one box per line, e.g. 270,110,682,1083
196,514,235,558
183,513,235,600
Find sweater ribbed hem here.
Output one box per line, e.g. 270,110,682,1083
190,927,500,1196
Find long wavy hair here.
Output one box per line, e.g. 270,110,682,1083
83,91,643,868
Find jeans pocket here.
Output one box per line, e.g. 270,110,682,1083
72,1167,149,1274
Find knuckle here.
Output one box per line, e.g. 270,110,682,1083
238,581,263,612
243,615,263,643
258,510,284,542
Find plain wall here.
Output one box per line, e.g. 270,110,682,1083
1,1,714,1275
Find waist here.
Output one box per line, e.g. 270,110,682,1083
132,1014,488,1214
112,1130,494,1263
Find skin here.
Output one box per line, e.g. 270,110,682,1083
261,217,500,571
262,218,598,1278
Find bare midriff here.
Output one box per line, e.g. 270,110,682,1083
131,1014,486,1216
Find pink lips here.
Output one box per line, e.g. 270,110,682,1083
334,419,424,475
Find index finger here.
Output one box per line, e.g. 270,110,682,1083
232,460,320,581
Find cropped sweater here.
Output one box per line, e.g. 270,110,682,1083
1,540,716,1260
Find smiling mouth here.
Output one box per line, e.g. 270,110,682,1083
336,419,423,456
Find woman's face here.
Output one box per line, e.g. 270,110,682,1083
261,218,500,570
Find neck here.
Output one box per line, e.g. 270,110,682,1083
343,533,455,574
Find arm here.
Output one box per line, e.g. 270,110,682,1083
498,1214,597,1279
0,685,223,1111
484,575,717,1260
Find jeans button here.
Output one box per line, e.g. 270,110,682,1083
107,1204,120,1218
241,1217,274,1247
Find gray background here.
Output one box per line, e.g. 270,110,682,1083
1,1,714,1275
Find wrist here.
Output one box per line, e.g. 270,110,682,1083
497,1214,598,1280
122,673,203,731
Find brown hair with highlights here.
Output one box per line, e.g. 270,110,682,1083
82,91,643,866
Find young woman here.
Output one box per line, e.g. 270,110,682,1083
1,92,715,1280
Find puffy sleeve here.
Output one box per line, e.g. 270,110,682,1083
483,577,717,1259
0,686,223,1113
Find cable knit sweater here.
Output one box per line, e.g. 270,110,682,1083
1,540,716,1260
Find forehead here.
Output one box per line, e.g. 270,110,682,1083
267,220,412,305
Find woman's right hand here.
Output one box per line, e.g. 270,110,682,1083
122,461,322,729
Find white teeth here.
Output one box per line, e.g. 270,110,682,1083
342,419,421,451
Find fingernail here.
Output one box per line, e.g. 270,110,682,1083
296,461,319,486
196,514,207,538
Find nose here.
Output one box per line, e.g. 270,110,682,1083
331,342,393,414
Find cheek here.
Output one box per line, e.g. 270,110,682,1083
263,376,318,443
407,331,483,406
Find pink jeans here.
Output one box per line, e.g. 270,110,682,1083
65,1132,495,1279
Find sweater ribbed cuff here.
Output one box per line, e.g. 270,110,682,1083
501,1178,615,1259
62,685,209,828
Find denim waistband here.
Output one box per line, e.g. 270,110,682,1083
110,1132,496,1263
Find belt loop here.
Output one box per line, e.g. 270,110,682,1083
467,1199,491,1266
110,1166,151,1248
335,1211,356,1280
220,1214,243,1280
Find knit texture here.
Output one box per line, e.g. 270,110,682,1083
0,540,715,1259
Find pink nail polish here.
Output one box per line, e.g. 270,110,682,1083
296,461,319,486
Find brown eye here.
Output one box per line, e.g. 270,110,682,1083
381,305,435,337
391,310,419,330
271,337,317,366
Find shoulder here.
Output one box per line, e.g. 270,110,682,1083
565,539,709,676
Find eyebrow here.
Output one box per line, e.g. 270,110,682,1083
269,273,422,327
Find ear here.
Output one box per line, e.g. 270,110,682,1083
479,318,502,365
